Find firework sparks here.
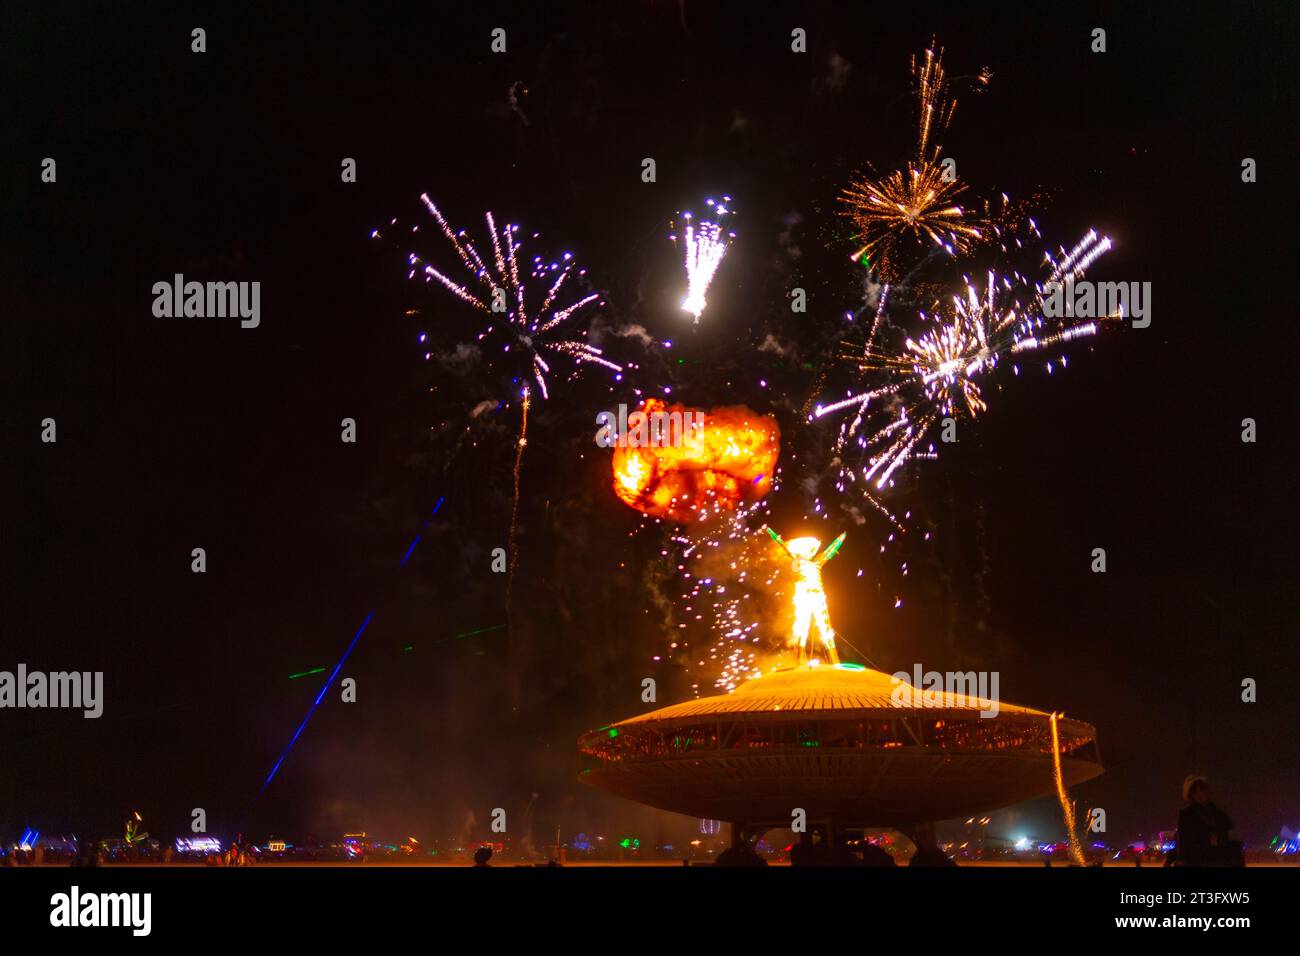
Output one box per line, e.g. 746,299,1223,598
672,197,735,322
670,502,779,693
1051,712,1088,866
396,194,622,400
839,45,990,278
840,164,984,276
666,509,863,694
816,229,1116,497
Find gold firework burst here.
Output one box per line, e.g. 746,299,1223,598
839,44,987,279
840,164,984,277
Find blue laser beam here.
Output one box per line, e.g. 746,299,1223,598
399,535,422,567
261,494,448,794
261,610,374,793
399,497,445,567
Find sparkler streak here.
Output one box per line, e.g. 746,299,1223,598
673,197,735,323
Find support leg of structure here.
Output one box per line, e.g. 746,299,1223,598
731,821,746,850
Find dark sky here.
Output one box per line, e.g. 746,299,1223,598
5,1,1297,849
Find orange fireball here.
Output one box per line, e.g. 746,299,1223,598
611,399,780,523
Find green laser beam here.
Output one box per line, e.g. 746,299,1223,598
289,624,506,677
287,666,328,680
411,623,507,650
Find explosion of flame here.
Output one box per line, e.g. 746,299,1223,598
611,399,780,523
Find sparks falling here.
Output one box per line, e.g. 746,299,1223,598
1051,712,1088,866
670,501,780,694
672,197,735,323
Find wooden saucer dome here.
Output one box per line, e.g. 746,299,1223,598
578,664,1102,828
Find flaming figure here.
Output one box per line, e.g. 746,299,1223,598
839,45,987,278
766,528,846,665
399,194,622,400
672,197,735,322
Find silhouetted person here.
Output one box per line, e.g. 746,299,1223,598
909,834,957,867
1174,775,1243,867
71,842,99,868
715,839,768,867
829,835,862,867
859,842,897,867
473,846,494,867
789,830,831,866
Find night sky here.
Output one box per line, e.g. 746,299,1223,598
5,1,1298,850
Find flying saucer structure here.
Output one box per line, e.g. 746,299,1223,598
578,663,1102,831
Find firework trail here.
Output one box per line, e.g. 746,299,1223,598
508,386,529,583
503,386,530,710
1051,712,1088,865
672,197,736,323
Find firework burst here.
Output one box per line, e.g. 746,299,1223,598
390,193,623,401
839,45,991,279
672,197,735,323
381,195,630,693
816,229,1117,497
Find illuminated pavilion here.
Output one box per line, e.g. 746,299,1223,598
578,663,1102,846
